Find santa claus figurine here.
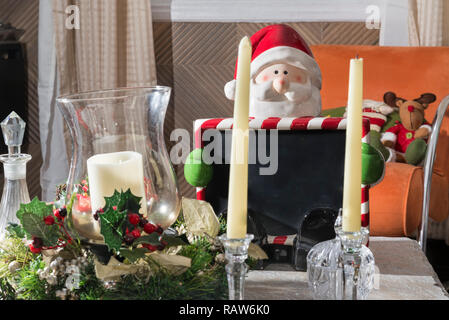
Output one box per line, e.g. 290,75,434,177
184,24,385,188
224,24,322,118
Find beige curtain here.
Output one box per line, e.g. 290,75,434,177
444,0,449,46
52,0,157,95
41,0,157,200
408,0,445,46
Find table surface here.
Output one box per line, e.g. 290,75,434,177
245,237,449,300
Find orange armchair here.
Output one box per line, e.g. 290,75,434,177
312,45,449,240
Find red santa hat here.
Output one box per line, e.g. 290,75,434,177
225,24,322,100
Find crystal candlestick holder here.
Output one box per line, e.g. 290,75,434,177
0,112,31,241
218,234,254,300
335,227,375,300
307,211,375,300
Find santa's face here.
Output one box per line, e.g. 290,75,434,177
250,63,321,118
255,64,307,93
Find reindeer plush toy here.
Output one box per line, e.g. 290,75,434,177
381,91,436,165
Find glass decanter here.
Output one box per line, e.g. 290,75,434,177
0,112,31,241
56,87,180,242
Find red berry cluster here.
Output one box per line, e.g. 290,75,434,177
44,215,55,226
28,206,71,254
29,236,43,254
53,207,67,221
93,208,104,221
123,212,164,252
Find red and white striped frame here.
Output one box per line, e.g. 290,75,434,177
267,235,296,246
194,117,371,230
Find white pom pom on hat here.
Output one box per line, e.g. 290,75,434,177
224,24,322,101
224,79,237,100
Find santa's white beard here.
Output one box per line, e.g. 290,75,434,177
249,79,322,118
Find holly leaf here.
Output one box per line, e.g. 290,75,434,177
22,213,60,246
133,234,160,246
161,234,189,248
103,190,122,212
103,189,142,214
120,189,142,214
119,248,149,263
99,208,127,252
16,197,53,226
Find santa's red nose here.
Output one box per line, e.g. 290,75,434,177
408,105,415,112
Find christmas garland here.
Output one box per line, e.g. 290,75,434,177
0,184,262,300
0,233,229,300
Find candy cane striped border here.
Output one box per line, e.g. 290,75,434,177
266,235,296,246
194,117,371,229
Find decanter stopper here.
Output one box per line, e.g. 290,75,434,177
1,111,26,156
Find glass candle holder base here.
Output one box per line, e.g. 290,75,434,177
307,227,375,300
218,234,254,300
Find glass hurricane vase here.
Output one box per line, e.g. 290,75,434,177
56,87,180,242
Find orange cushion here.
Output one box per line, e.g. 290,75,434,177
429,172,449,223
370,162,448,236
370,163,423,236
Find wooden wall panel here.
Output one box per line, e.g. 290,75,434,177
153,22,380,198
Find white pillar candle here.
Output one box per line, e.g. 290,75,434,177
87,151,147,215
342,57,364,232
227,36,252,239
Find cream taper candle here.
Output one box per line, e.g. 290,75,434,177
87,151,147,215
342,57,364,232
226,36,252,239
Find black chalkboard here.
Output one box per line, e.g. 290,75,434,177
204,129,346,236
